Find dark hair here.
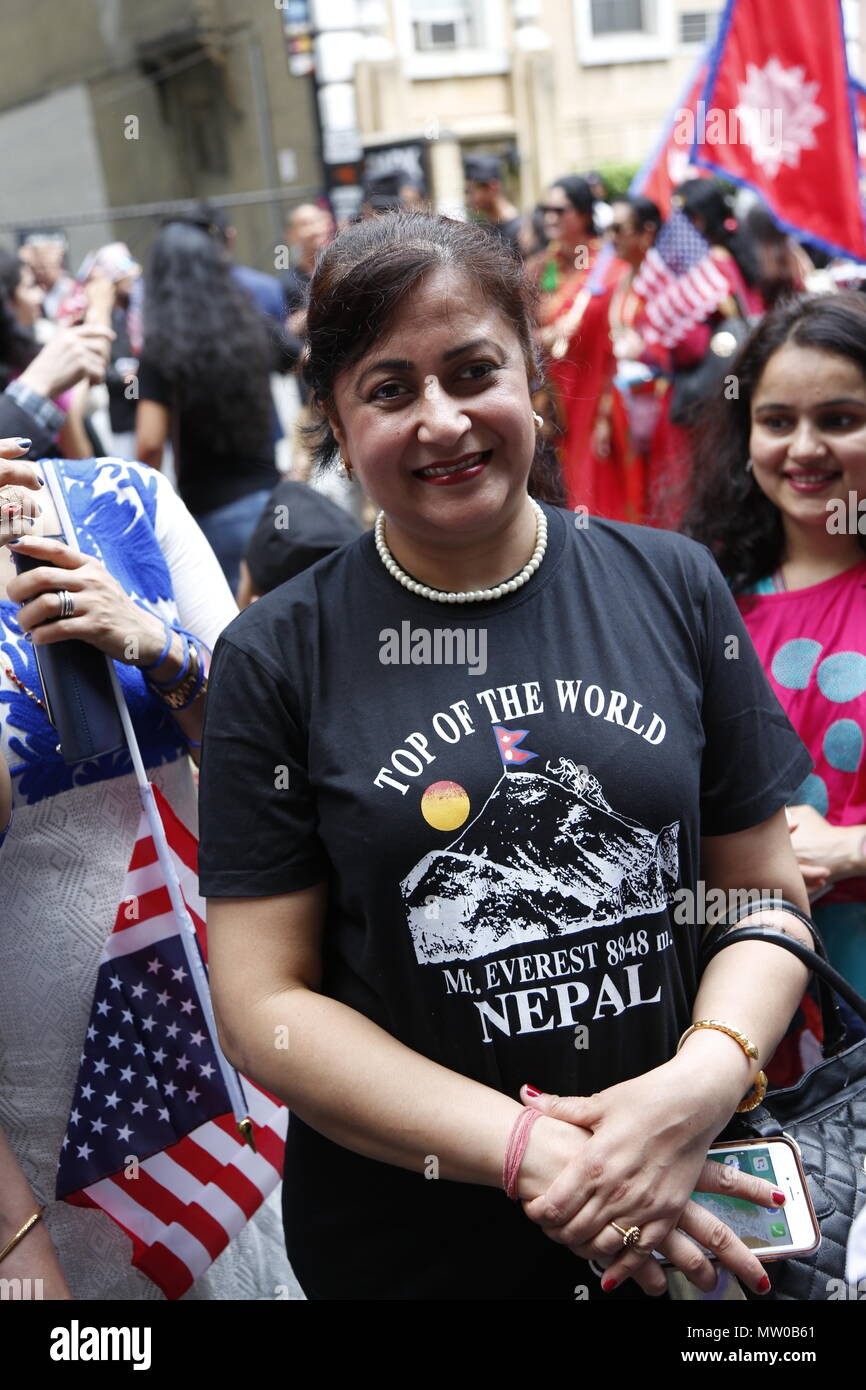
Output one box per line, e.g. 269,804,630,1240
165,201,230,242
464,154,504,186
304,211,546,476
741,204,801,309
0,249,38,389
142,219,274,460
682,292,866,589
676,178,760,288
553,176,597,237
620,195,662,236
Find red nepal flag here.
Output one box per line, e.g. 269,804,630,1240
493,725,537,768
635,55,714,220
694,0,866,261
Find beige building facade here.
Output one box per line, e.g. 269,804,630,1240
355,0,866,213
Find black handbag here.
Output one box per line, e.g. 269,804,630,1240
700,911,866,1300
669,314,751,425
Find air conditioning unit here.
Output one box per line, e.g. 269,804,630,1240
414,20,460,49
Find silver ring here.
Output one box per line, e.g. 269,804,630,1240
56,589,75,621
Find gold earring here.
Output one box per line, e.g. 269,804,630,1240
340,455,354,482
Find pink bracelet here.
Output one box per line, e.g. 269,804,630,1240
502,1107,543,1199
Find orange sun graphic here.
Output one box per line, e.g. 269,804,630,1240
421,780,470,831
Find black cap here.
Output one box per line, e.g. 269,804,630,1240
244,479,364,595
464,155,504,185
363,171,414,211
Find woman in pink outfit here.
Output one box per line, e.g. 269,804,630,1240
686,293,866,1020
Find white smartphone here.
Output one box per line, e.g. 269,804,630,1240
689,1137,820,1261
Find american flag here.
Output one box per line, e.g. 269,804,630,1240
56,784,287,1299
631,206,732,349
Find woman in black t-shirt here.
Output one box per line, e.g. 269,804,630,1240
198,213,816,1301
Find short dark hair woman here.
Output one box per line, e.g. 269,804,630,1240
135,219,282,596
684,292,866,1006
198,212,816,1301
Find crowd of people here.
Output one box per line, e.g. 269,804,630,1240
0,162,863,1303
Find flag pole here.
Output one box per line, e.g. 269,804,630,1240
42,460,257,1152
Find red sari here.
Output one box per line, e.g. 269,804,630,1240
529,241,618,512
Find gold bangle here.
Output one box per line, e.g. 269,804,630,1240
676,1019,768,1113
0,1205,45,1264
149,641,205,711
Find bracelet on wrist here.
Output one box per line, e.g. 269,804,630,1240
502,1107,543,1199
147,636,192,691
0,1205,45,1265
171,643,207,711
140,621,174,673
676,1019,768,1112
150,640,207,711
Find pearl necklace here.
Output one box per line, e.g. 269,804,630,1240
374,499,548,603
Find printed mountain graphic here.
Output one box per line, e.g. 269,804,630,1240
403,760,679,965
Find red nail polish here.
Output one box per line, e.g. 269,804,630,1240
757,1275,771,1293
523,1085,542,1098
772,1191,786,1205
601,1277,617,1292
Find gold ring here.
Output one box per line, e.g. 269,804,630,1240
610,1221,642,1249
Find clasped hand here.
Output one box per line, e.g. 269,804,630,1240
518,1066,778,1297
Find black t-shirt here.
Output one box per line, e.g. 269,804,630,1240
137,358,279,517
198,504,812,1298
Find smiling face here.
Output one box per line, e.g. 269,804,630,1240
328,266,536,544
749,343,866,541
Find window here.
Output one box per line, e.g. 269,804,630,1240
410,1,479,52
575,0,675,65
678,10,719,46
397,0,507,79
590,0,645,35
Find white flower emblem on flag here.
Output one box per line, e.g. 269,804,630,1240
735,58,827,179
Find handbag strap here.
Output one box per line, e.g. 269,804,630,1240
698,897,843,1053
701,924,866,1057
703,896,828,956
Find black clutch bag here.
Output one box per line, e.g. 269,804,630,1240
701,907,866,1300
13,544,126,765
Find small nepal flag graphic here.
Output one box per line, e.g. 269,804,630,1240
56,784,287,1298
493,725,537,768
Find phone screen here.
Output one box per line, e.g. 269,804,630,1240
691,1148,792,1250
